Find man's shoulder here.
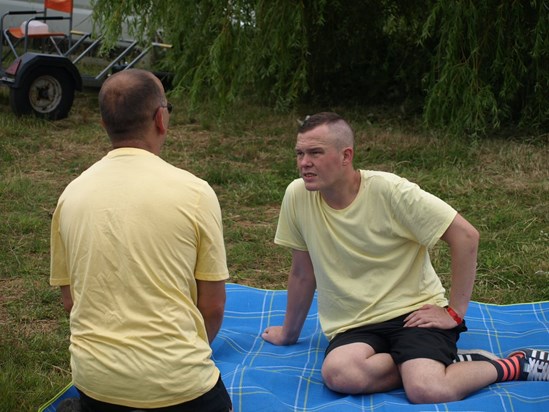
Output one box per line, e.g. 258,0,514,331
158,160,211,187
360,170,409,193
284,178,313,200
286,177,305,190
360,169,403,183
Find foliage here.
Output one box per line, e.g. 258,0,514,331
303,1,434,107
91,0,314,111
91,1,431,108
422,0,549,135
90,1,549,135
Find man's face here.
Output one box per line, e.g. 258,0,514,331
295,124,345,192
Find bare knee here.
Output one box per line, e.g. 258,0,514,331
322,359,375,394
404,380,460,404
322,362,362,394
322,344,401,394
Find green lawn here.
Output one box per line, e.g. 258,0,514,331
0,89,547,411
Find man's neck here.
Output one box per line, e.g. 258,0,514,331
112,139,160,155
321,169,361,210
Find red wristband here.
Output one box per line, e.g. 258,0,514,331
446,306,463,325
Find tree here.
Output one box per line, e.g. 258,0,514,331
422,0,549,135
91,0,313,110
91,1,430,108
91,0,549,135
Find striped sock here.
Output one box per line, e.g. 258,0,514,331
489,353,525,382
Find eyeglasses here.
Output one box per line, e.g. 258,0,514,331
152,102,173,119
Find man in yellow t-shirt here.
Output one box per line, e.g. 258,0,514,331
262,112,549,403
50,69,232,411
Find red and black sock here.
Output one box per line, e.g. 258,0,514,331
488,353,525,382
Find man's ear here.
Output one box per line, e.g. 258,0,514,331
153,109,168,134
342,147,354,165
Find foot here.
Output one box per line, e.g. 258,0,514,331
508,349,549,381
454,348,499,362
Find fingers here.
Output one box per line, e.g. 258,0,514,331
261,326,281,344
404,305,455,329
262,326,275,336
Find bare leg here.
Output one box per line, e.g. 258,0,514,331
400,358,498,404
321,342,402,394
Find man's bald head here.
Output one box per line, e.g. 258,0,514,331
99,69,166,142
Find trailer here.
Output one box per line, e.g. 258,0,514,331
1,51,80,119
0,9,171,120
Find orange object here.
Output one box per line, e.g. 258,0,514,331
1,0,74,57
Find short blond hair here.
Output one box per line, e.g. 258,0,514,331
298,112,354,149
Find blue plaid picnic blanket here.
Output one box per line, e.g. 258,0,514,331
40,283,549,412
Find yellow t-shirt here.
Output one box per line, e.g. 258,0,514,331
50,148,229,408
275,170,457,341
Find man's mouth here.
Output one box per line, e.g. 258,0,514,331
302,172,316,178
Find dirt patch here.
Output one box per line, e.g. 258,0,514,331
0,277,60,337
0,277,24,324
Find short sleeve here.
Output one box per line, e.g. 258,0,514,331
274,181,308,251
50,199,71,286
194,184,230,281
390,178,457,249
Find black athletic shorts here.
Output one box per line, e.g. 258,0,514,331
325,313,468,367
77,375,232,412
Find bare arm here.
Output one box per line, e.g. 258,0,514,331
262,249,317,345
441,213,479,319
196,280,227,344
60,285,73,313
405,213,479,328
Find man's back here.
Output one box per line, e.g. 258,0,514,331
51,147,228,408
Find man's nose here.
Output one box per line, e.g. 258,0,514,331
298,155,311,166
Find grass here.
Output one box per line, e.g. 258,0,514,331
0,87,548,411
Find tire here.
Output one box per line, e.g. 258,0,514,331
9,67,75,120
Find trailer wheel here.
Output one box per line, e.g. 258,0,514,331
9,67,75,120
